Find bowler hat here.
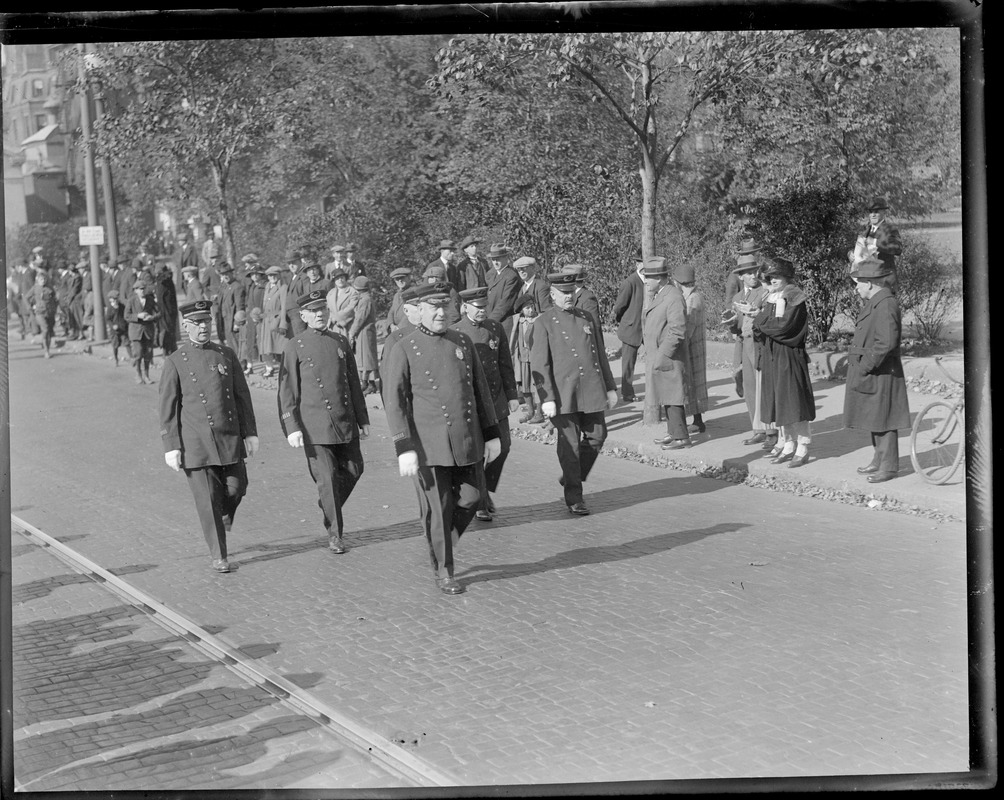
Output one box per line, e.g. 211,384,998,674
459,235,480,249
547,272,578,292
513,256,537,270
180,299,213,320
762,256,795,281
868,196,890,212
737,238,762,256
487,243,509,260
850,256,892,281
437,239,455,251
459,286,488,305
732,254,759,273
673,263,695,284
641,257,669,278
297,290,328,310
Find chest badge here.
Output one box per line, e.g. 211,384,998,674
489,337,498,350
338,348,345,359
582,323,592,335
217,363,228,376
455,347,465,360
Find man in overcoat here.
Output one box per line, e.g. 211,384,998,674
278,290,370,553
611,253,646,403
453,286,520,521
640,257,693,450
843,256,911,483
531,272,618,515
383,282,502,595
485,244,522,339
215,262,246,357
455,235,489,292
159,299,259,573
427,239,456,287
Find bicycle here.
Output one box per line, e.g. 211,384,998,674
910,356,965,485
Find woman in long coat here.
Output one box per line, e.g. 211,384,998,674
347,275,380,394
674,263,708,434
642,258,694,449
241,264,266,374
258,266,287,377
326,270,358,337
752,256,816,467
843,256,911,483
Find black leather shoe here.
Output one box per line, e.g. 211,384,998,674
771,450,795,464
661,438,692,450
623,395,639,403
436,577,466,595
653,436,674,445
867,471,899,484
857,464,880,475
788,451,809,468
475,509,493,522
761,436,779,451
688,422,706,435
567,502,590,515
743,433,766,445
327,535,347,554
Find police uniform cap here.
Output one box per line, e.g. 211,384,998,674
459,286,488,305
400,285,423,304
641,257,669,278
297,289,328,310
180,299,213,320
513,256,537,270
413,281,452,304
547,272,579,292
562,263,586,278
390,267,412,280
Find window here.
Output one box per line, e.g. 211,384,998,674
31,78,45,98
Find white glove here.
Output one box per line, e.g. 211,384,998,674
359,424,370,440
398,450,419,477
244,435,260,457
484,437,501,464
508,399,520,413
165,450,182,472
607,390,619,410
541,401,557,418
287,431,304,448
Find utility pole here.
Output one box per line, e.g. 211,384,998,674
89,43,119,267
78,43,105,340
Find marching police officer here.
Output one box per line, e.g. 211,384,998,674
379,283,422,379
278,290,370,553
453,285,520,521
382,282,502,595
530,271,618,515
159,299,259,573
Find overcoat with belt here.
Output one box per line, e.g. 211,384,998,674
642,282,692,424
843,287,911,431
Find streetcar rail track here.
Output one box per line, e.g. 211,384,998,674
11,513,461,788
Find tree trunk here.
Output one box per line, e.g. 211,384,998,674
639,148,659,261
211,161,235,267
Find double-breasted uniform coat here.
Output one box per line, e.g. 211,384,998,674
453,314,518,498
843,287,911,471
383,325,500,578
278,327,370,537
159,339,257,561
530,305,616,507
752,286,816,427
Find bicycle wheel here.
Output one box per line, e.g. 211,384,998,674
910,400,965,485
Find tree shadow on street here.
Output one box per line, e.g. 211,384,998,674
457,520,749,585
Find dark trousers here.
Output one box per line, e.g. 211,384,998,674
871,430,901,472
663,404,688,440
184,461,248,560
414,462,483,578
553,410,607,506
304,438,364,536
482,420,511,497
620,342,639,399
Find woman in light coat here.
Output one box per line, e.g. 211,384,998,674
326,269,358,338
347,275,380,394
258,266,287,377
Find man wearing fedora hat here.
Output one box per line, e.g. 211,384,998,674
485,243,522,339
453,285,520,521
843,255,911,483
641,257,693,450
428,239,457,288
673,262,709,435
531,271,618,515
853,196,902,291
159,299,259,574
731,254,777,448
383,282,503,595
611,251,647,403
455,235,489,292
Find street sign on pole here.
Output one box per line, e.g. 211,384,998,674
78,225,105,246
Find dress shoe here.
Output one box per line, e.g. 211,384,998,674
436,576,466,595
653,435,675,445
327,535,347,554
518,413,532,423
743,433,766,445
567,502,590,515
622,395,639,403
761,436,779,451
867,471,899,484
771,450,795,464
788,451,810,468
856,464,880,475
211,559,231,573
661,438,692,450
475,509,493,522
528,414,545,425
688,422,706,435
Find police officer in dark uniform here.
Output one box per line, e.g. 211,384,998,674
159,299,259,573
531,271,618,515
383,282,502,595
278,290,370,553
379,284,422,379
453,286,520,521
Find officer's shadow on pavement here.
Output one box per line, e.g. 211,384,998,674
457,520,749,585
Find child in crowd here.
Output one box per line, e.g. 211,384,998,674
105,290,129,366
